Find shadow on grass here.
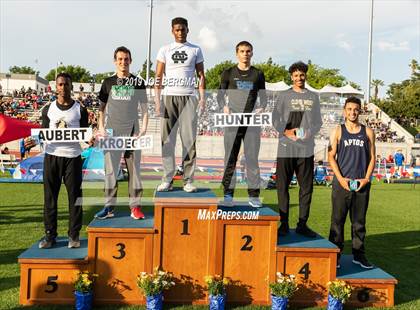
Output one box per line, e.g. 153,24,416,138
0,276,20,293
0,204,45,209
0,214,67,225
0,249,27,264
343,230,420,305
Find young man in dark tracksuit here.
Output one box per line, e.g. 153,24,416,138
217,41,267,207
39,73,88,249
273,61,322,237
328,96,376,269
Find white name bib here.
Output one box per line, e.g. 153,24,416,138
32,128,93,143
97,135,153,150
213,113,272,127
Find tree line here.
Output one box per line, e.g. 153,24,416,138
8,58,359,89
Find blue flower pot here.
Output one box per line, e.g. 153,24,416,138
146,292,163,310
74,290,93,310
327,294,344,310
209,293,226,310
271,295,288,310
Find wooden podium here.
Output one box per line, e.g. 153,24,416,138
276,229,340,306
214,204,279,305
337,255,398,308
18,238,89,305
18,188,397,307
153,188,219,304
87,211,155,304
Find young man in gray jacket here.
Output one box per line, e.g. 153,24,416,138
273,61,322,238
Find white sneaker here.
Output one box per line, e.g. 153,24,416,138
157,182,173,192
183,182,197,193
68,237,80,249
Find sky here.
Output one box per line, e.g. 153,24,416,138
0,0,419,97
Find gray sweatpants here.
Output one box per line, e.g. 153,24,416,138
104,123,143,207
104,133,143,208
161,95,198,183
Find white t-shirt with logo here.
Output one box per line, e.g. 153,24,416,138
44,101,83,158
156,41,204,96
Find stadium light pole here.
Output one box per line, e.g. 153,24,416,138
146,0,153,83
5,73,11,94
55,61,63,80
366,0,374,105
34,59,39,76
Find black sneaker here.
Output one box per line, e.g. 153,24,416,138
353,255,374,269
295,224,317,238
277,222,290,236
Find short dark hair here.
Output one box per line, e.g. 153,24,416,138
288,61,308,74
56,72,72,82
172,17,188,28
113,46,132,60
344,96,362,107
235,41,253,52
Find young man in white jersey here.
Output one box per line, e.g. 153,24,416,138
154,17,206,193
328,96,376,269
39,73,88,249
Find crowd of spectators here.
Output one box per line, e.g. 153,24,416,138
365,117,405,143
0,86,101,128
0,87,50,120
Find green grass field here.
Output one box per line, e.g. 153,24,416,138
0,179,419,310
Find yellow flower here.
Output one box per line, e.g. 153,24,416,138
222,278,229,285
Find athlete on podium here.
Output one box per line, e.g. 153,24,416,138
94,46,149,220
217,41,267,208
39,73,88,249
328,96,376,269
154,17,206,193
273,61,322,238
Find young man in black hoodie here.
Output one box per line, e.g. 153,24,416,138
273,61,322,237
